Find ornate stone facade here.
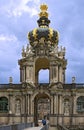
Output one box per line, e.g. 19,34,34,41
0,4,84,129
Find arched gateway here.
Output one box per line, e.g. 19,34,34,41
18,4,67,129
33,92,50,126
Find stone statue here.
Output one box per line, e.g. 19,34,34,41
64,100,70,115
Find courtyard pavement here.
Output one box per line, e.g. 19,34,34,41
24,126,58,130
24,126,42,130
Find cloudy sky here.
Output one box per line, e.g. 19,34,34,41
0,0,84,84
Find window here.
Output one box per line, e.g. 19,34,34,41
0,97,8,112
77,96,84,112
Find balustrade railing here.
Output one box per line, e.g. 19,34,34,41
57,124,69,130
0,122,33,130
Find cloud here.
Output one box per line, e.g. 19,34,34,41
48,0,84,83
0,0,84,84
0,0,41,83
0,34,20,83
0,0,40,17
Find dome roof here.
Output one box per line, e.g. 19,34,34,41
28,4,59,47
28,27,58,46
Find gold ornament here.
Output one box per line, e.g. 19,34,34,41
48,28,53,39
33,28,37,39
39,4,49,18
40,4,48,11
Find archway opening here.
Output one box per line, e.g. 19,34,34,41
35,58,49,84
34,93,50,126
38,69,49,83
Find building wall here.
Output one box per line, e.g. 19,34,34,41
0,84,84,126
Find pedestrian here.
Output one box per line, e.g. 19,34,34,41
42,119,46,126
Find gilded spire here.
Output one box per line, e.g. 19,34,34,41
39,4,49,18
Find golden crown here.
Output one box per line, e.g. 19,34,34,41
40,4,48,11
39,4,48,18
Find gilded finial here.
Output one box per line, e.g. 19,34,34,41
39,4,48,18
40,4,48,11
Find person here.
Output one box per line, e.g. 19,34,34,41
42,118,46,126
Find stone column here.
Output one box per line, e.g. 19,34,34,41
51,67,53,82
8,94,14,124
58,95,63,125
72,95,76,125
50,66,52,83
32,99,34,115
59,66,62,82
63,69,65,83
26,94,28,114
30,94,34,123
31,67,34,82
25,95,26,114
23,95,27,123
51,96,53,114
53,67,56,79
12,96,15,114
58,95,60,114
56,66,58,81
28,66,33,82
73,97,76,114
26,66,29,81
23,66,25,82
21,96,23,114
29,94,31,115
59,95,63,114
22,68,24,82
56,95,58,114
30,66,33,82
20,68,22,82
52,66,57,82
27,94,29,115
54,95,57,114
31,96,33,115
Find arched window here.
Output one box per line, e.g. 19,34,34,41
0,97,8,112
77,96,84,112
39,69,49,83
